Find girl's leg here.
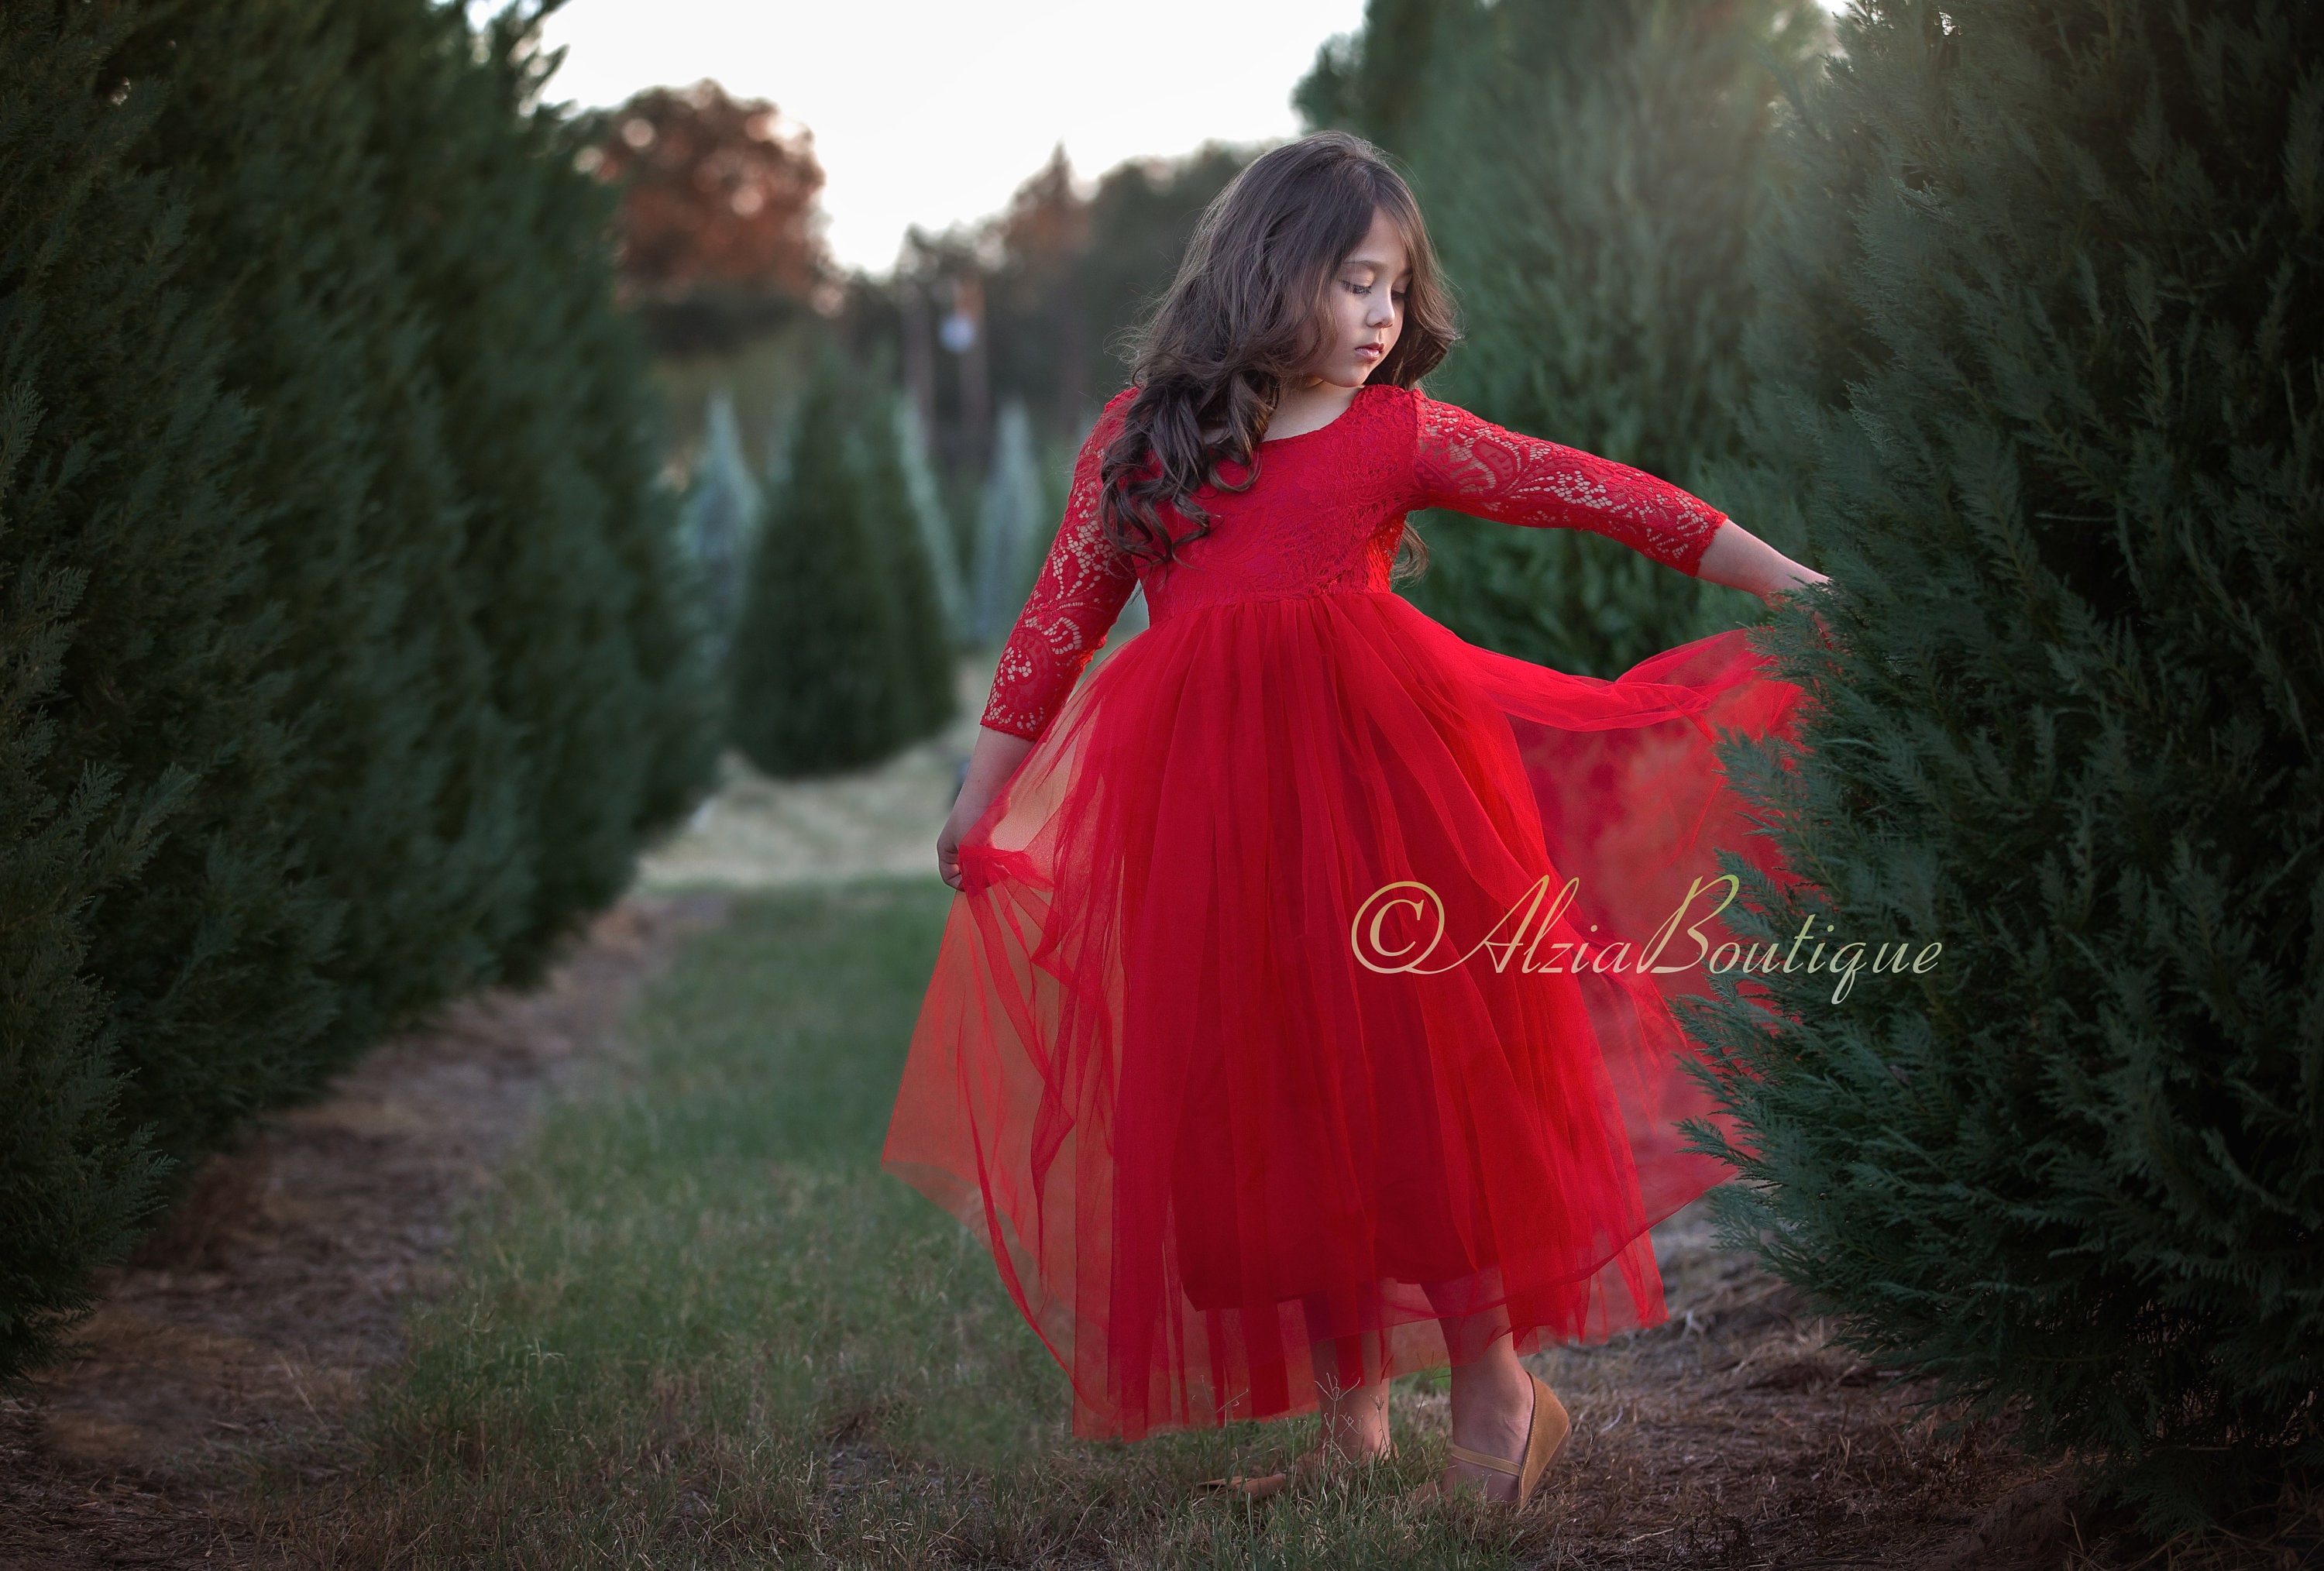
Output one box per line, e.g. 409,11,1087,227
1302,1296,1391,1459
1311,1354,1392,1459
1217,1318,1389,1496
1425,1284,1535,1503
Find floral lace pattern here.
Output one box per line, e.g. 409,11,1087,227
978,383,1729,742
1411,393,1726,575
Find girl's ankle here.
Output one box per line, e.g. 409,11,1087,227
1316,1428,1393,1461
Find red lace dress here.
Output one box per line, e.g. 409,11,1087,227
882,381,1803,1442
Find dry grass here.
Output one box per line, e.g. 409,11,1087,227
631,655,1000,896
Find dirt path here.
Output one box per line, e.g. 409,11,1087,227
1492,1204,2090,1569
0,894,727,1571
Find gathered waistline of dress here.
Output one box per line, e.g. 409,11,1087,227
1144,584,1400,628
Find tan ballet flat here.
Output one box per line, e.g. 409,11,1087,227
1414,1372,1570,1510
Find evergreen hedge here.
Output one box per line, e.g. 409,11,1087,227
1,0,241,1382
1299,0,1819,676
0,0,714,1380
729,347,956,775
1690,0,2324,1528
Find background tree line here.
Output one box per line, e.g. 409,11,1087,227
584,81,1261,775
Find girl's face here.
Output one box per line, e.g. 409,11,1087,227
1305,205,1410,388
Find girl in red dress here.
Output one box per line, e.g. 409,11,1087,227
882,130,1824,1508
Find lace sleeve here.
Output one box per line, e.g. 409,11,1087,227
1409,392,1726,575
978,393,1141,742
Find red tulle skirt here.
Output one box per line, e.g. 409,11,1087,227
882,589,1803,1441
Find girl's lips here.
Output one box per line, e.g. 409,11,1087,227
1356,344,1384,357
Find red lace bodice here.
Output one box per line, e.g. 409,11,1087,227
978,382,1730,741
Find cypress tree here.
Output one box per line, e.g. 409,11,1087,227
126,0,531,1068
970,400,1047,647
0,0,342,1188
1688,0,2324,1528
896,397,971,644
682,389,765,669
857,389,960,743
605,465,721,851
1292,0,1457,156
1301,0,1819,676
358,0,715,975
729,349,916,775
0,4,181,1375
0,0,714,1379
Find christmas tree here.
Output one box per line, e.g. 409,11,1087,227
681,389,765,670
729,349,952,775
858,390,961,742
895,397,971,644
969,400,1049,647
1690,0,2324,1528
0,1,208,1377
0,0,715,1379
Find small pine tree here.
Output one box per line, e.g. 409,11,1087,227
1689,0,2324,1529
682,388,764,668
895,397,971,644
857,392,959,743
729,350,916,775
970,400,1047,646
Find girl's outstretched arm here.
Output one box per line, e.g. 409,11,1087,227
1407,390,1825,603
1696,519,1828,604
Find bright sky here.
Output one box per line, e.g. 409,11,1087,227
524,1,1370,276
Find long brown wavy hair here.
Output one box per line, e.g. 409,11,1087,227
1099,131,1459,581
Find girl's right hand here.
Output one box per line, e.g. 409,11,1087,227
937,796,984,891
939,726,1038,891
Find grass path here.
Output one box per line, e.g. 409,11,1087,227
0,896,723,1571
253,880,2078,1569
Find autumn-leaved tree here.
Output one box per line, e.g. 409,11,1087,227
586,80,833,356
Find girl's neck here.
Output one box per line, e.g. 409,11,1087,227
1265,376,1363,442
